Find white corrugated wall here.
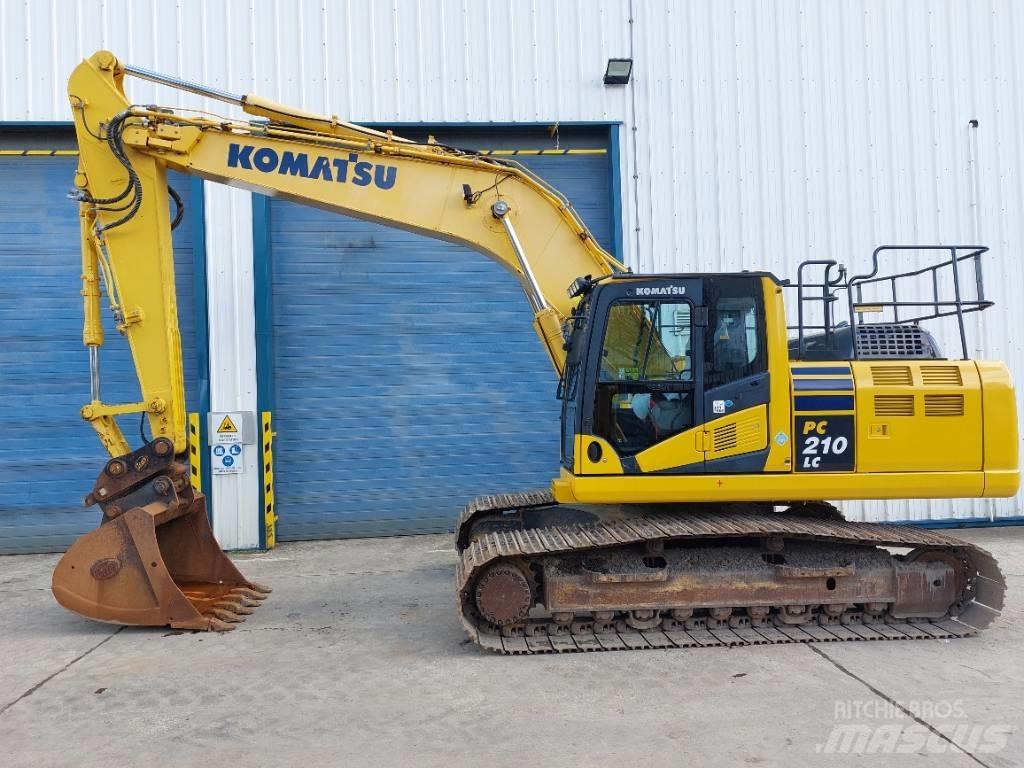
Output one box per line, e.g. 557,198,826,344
2,0,1021,525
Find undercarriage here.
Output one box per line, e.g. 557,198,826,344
455,492,1005,654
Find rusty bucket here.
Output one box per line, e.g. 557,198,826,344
51,439,270,631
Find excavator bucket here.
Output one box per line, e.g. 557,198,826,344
51,439,270,631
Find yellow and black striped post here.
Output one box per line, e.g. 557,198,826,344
187,412,202,493
261,411,277,549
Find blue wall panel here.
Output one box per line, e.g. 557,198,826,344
0,158,199,553
268,151,611,539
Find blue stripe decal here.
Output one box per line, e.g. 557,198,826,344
794,395,855,412
793,378,854,391
791,366,852,375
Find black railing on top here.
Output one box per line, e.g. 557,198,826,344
787,245,992,361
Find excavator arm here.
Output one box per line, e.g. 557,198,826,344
69,50,622,460
53,50,621,630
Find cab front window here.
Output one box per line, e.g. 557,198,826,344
594,300,694,456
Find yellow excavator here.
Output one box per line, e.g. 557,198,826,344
53,51,1016,651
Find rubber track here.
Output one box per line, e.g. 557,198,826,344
455,500,1005,655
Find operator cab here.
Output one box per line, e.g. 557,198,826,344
558,246,993,476
559,274,771,470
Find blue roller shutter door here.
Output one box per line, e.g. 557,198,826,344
0,158,200,554
267,150,612,539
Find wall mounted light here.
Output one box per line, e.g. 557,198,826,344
603,58,633,85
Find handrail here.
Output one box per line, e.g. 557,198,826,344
846,246,989,360
787,245,992,361
792,260,847,359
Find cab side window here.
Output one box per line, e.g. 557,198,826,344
705,279,766,389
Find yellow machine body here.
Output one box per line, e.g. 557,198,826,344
555,277,1019,504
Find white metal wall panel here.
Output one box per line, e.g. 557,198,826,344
3,0,1022,523
0,0,629,121
204,183,260,551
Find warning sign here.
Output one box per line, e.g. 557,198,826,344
209,411,247,445
217,415,238,434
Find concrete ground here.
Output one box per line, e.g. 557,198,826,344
0,528,1021,768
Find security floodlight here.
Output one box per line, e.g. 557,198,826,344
603,58,633,85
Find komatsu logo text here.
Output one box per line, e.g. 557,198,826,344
632,285,686,297
227,143,398,190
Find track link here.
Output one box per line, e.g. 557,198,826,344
455,495,1005,655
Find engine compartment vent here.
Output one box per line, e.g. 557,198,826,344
920,365,963,386
871,366,913,386
924,394,965,417
874,394,915,416
855,324,941,359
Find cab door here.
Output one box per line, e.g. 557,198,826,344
580,279,705,474
580,276,771,476
697,277,771,471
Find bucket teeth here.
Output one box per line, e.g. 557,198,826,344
227,590,262,607
246,582,273,595
207,617,237,632
213,599,254,615
232,588,269,602
207,607,246,623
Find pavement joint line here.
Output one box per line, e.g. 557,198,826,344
807,645,994,768
0,626,125,717
261,566,451,578
235,626,335,633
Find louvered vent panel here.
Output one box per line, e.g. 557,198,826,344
713,423,738,452
855,324,940,359
920,366,963,386
871,366,913,386
874,395,915,416
924,394,965,416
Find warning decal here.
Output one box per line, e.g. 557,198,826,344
217,415,238,434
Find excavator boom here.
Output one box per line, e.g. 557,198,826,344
54,51,620,630
70,51,622,458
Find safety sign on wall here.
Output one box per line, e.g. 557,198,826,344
207,411,255,476
212,413,243,445
212,443,244,475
